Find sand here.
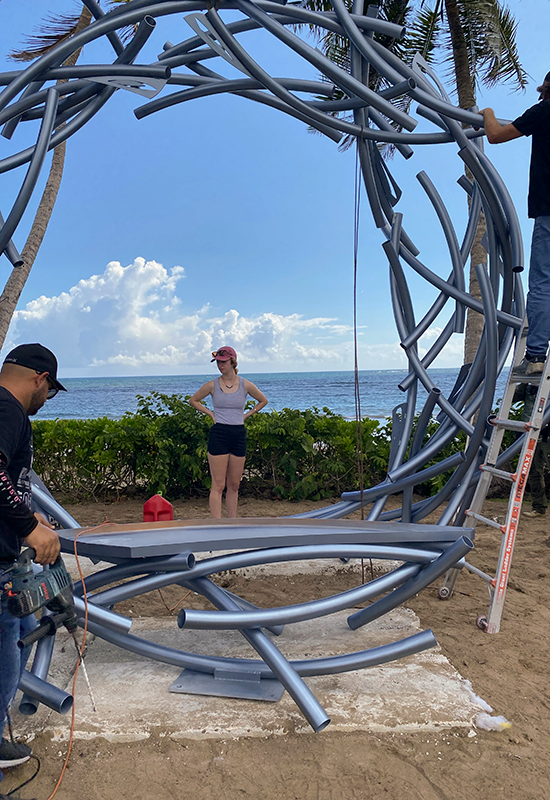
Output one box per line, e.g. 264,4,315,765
2,494,549,800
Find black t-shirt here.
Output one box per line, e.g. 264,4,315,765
0,387,34,562
513,100,550,218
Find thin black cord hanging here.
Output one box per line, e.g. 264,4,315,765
353,130,365,521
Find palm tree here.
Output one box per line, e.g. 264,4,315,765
437,0,526,363
0,5,93,348
301,0,526,364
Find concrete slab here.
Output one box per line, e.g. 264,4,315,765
14,608,483,743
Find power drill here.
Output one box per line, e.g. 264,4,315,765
1,547,79,648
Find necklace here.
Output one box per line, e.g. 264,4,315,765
221,377,235,389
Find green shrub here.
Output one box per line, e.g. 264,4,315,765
31,392,467,502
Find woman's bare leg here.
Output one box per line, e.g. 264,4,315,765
225,454,246,518
208,453,230,518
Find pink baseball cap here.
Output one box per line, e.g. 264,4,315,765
211,346,237,362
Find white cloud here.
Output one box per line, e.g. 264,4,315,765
3,257,465,375
4,258,352,373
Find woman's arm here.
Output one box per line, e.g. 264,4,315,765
189,381,216,421
243,380,268,420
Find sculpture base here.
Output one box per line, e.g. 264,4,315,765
169,668,285,702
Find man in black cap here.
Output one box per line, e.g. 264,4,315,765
481,72,550,375
0,343,66,796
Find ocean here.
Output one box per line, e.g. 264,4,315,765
36,368,510,422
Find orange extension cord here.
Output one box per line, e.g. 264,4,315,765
46,520,193,798
46,521,109,800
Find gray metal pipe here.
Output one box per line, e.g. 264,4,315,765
342,450,466,500
348,536,473,629
73,595,133,633
0,88,58,255
178,562,420,630
18,671,73,715
416,170,466,332
81,0,125,56
0,209,23,267
84,546,444,607
191,575,330,732
85,616,437,679
18,625,55,715
32,482,80,529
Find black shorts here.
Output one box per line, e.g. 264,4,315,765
208,424,247,457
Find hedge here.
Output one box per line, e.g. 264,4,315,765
32,391,467,502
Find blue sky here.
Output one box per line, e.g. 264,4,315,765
0,0,546,377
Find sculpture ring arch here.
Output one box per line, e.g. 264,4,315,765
2,0,532,731
0,0,526,522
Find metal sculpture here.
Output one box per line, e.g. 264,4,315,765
0,0,530,522
0,0,535,729
26,481,472,733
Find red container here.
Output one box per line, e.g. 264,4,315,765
143,494,174,522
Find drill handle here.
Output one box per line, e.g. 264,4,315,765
16,547,37,568
18,547,64,571
1,547,37,583
18,615,57,648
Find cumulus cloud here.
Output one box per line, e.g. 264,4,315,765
3,258,464,374
5,258,355,373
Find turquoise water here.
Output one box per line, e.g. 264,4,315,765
37,368,509,421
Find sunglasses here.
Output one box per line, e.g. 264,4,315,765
212,350,231,358
36,371,59,399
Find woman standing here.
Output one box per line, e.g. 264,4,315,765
189,347,268,518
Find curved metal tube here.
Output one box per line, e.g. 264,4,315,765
84,617,436,679
178,562,420,630
73,595,133,633
18,627,55,715
0,89,58,254
348,536,473,628
191,575,331,732
81,546,444,606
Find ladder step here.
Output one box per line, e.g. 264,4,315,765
489,418,535,433
465,510,506,531
480,464,517,482
511,373,542,384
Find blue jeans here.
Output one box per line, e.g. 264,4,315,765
0,593,36,782
526,216,550,358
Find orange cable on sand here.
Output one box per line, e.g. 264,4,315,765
46,520,112,800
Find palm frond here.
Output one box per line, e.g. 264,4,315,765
440,0,526,94
397,5,442,64
477,2,527,90
9,13,84,62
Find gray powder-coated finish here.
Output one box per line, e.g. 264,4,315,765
1,0,525,729
1,1,525,522
56,517,475,559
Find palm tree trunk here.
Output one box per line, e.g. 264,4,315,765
0,140,67,347
444,0,486,367
0,6,92,350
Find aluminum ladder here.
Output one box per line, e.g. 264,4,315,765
439,321,550,633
